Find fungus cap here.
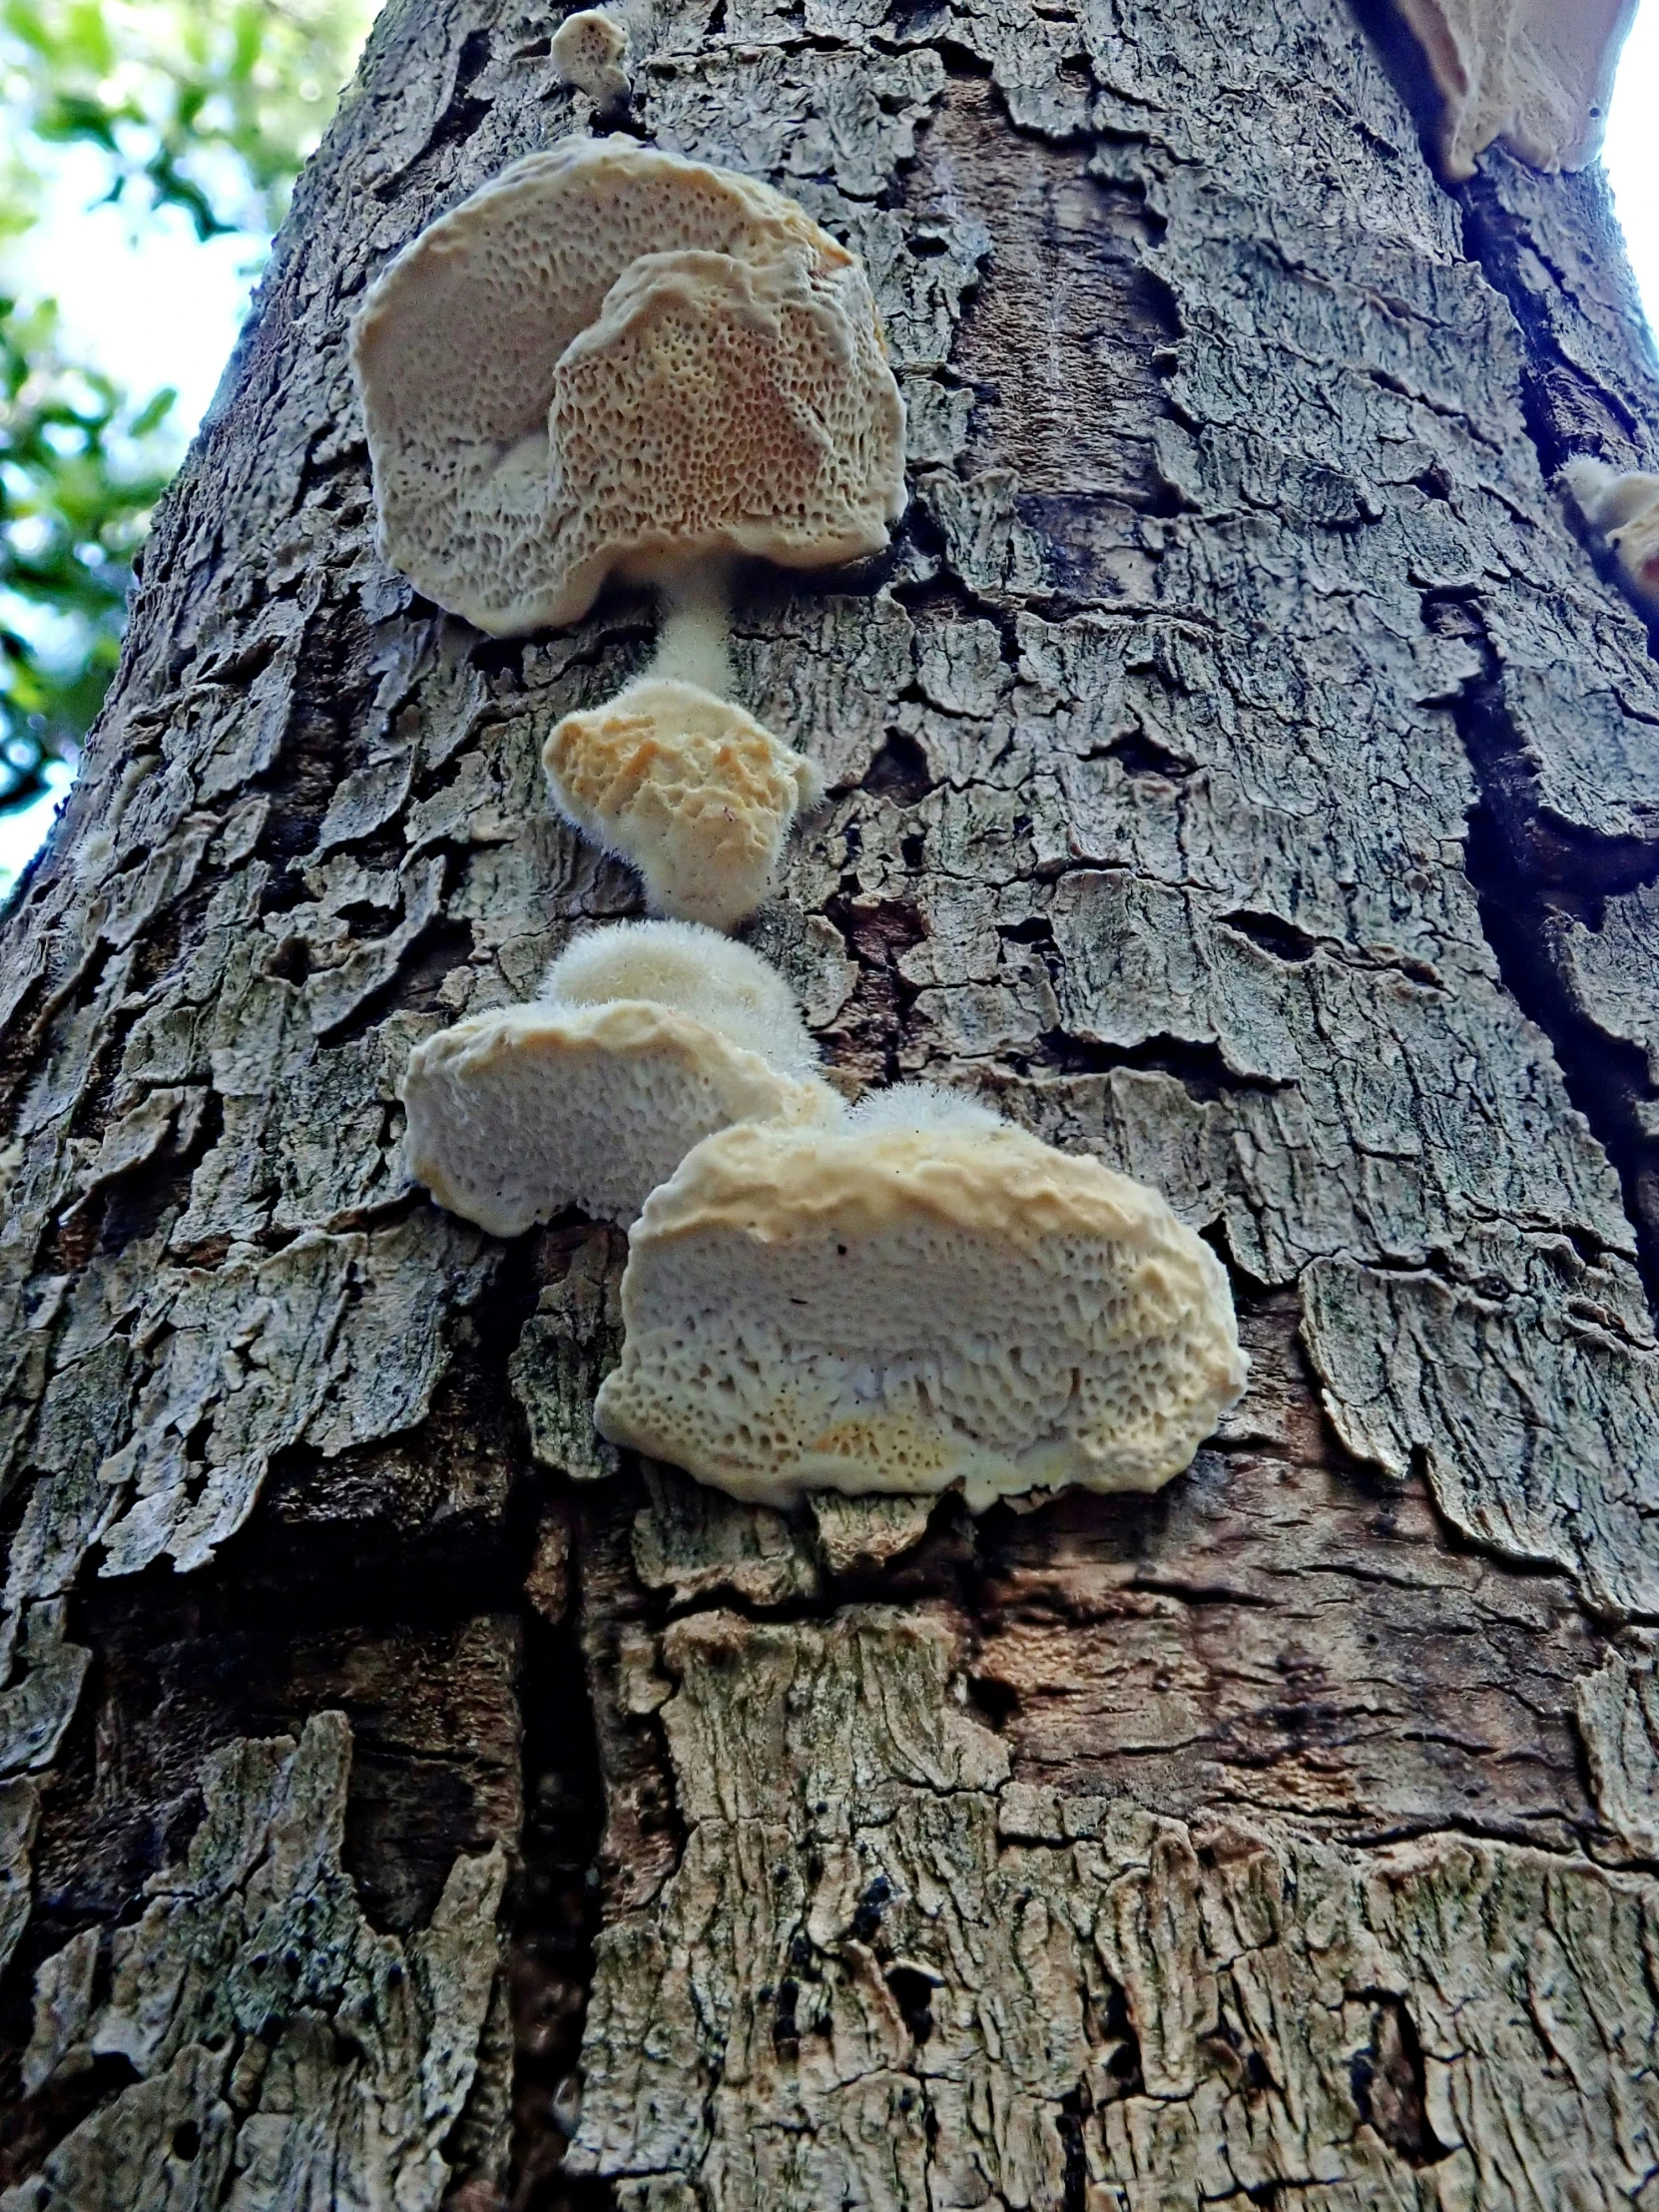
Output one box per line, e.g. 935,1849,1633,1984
544,677,824,929
550,10,630,105
351,139,906,635
594,1114,1249,1508
401,926,836,1235
541,919,824,1081
1394,0,1635,179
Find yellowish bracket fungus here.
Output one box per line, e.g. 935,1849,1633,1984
1392,0,1635,180
549,9,631,107
399,921,838,1236
542,676,825,931
1563,456,1659,620
595,1086,1249,1510
352,137,905,927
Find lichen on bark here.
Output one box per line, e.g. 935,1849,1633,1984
3,1713,504,2211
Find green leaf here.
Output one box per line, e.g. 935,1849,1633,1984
0,0,375,811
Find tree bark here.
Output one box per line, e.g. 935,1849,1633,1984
4,0,1659,2201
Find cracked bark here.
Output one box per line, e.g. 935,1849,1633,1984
3,0,1659,2202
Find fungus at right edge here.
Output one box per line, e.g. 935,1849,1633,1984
399,920,839,1237
350,138,906,930
1562,456,1659,617
1392,0,1635,181
593,1087,1249,1511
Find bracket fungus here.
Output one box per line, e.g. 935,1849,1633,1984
550,9,631,107
1393,0,1635,180
594,1089,1249,1510
1563,456,1659,617
399,921,837,1236
543,678,825,930
352,137,904,927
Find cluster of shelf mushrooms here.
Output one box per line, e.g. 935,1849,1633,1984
351,78,1247,1514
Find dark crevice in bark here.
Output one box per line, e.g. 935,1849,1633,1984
0,2053,142,2195
316,913,479,1043
865,729,936,803
1426,588,1659,1314
1457,172,1653,476
1400,143,1659,1330
1031,1027,1288,1099
1466,800,1659,1300
413,29,495,165
1349,1993,1450,2167
822,892,929,1085
1344,0,1463,193
507,1562,610,2212
1057,2084,1088,2211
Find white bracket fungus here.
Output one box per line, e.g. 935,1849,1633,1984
400,921,838,1236
350,137,904,638
594,1087,1249,1510
1393,0,1636,180
550,9,631,107
1563,456,1659,618
353,136,904,928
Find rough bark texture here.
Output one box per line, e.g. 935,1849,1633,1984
4,0,1659,2202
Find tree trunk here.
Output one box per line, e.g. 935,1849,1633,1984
4,0,1659,2201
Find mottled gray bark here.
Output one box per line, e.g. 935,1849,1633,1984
3,0,1659,2202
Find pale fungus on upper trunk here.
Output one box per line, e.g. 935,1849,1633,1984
594,1085,1249,1510
1390,0,1636,180
399,920,839,1236
350,136,905,928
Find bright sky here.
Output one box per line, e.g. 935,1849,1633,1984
6,143,260,441
0,147,259,887
1605,6,1659,319
4,20,1659,888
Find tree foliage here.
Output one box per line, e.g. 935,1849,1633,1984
0,0,373,809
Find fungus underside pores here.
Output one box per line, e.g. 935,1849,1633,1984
350,130,906,930
593,1086,1250,1512
399,921,839,1236
363,109,1247,1511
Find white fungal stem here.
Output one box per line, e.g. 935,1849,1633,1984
647,557,737,697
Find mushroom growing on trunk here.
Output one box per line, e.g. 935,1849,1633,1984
594,1086,1249,1509
399,921,839,1236
1390,0,1635,180
351,137,905,926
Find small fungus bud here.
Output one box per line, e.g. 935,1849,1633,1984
595,1092,1249,1509
399,921,837,1236
550,9,631,107
543,678,825,929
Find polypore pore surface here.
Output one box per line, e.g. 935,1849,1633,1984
594,1114,1249,1508
1564,457,1659,616
550,9,630,105
1394,0,1635,179
351,139,906,634
401,927,835,1235
544,677,824,929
